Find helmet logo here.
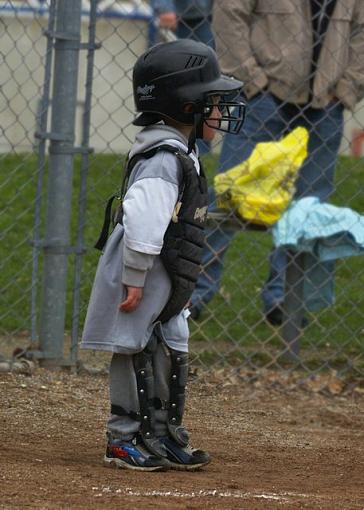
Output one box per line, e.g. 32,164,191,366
137,84,155,101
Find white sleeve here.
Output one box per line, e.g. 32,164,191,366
122,177,179,254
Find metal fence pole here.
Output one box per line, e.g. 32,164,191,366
280,251,306,362
39,0,82,367
70,0,99,365
31,0,57,346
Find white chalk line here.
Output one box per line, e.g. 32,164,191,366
91,486,328,502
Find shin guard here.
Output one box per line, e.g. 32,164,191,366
133,339,167,458
167,350,189,447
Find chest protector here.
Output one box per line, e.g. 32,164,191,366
95,144,208,324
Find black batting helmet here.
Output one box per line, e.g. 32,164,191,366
132,39,245,136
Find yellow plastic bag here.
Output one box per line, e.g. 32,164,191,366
214,127,309,225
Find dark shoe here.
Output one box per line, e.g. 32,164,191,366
189,304,201,321
265,306,309,328
104,433,170,471
157,436,210,471
265,306,284,326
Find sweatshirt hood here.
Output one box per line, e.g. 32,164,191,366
129,124,192,158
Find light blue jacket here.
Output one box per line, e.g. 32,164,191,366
151,0,212,20
273,197,364,310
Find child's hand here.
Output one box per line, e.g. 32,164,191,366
119,286,143,313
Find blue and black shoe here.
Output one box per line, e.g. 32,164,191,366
157,436,211,471
104,433,170,471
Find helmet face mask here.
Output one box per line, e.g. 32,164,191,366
132,40,246,138
202,93,246,135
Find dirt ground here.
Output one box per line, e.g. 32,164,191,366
1,361,364,510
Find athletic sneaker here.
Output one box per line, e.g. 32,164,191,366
157,436,210,471
104,433,170,472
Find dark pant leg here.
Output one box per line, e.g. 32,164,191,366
177,16,215,48
192,93,287,310
294,102,344,201
261,102,344,311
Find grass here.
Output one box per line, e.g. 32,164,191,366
1,151,364,372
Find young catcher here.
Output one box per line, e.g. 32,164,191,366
81,39,245,471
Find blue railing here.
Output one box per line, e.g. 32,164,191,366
0,1,153,21
0,1,157,46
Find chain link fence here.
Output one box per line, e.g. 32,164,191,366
1,0,363,377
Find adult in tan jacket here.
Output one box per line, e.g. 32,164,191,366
190,0,364,325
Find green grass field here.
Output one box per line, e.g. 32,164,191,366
1,152,363,371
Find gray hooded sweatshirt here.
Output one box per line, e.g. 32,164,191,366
81,125,200,355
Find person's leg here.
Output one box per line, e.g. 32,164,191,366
177,17,215,48
261,101,344,316
295,102,344,201
190,186,236,311
105,352,169,471
108,353,140,440
192,93,287,314
152,321,210,470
